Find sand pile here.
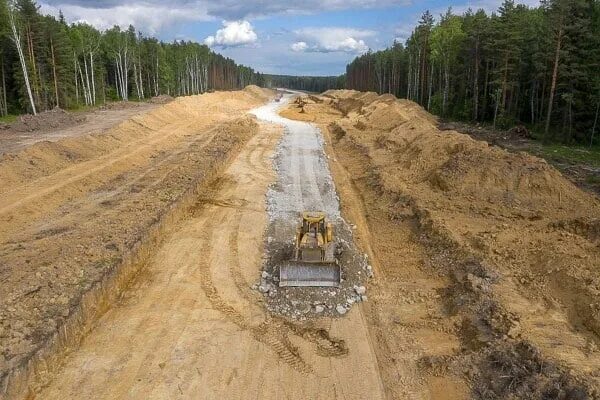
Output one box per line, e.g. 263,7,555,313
244,85,273,102
326,90,596,216
285,90,600,394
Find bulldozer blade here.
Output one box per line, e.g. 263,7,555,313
279,262,341,287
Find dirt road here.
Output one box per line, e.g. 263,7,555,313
31,96,386,399
0,102,162,156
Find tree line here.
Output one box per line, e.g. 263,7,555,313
264,74,345,93
0,0,265,116
345,0,600,145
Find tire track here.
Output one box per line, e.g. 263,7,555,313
196,214,313,374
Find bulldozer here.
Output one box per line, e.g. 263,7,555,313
279,211,341,287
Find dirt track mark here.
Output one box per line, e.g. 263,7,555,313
283,321,349,358
195,211,313,374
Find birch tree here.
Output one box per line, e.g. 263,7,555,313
7,0,35,114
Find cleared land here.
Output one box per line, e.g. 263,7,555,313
0,86,272,397
0,101,169,156
282,91,600,398
1,88,599,399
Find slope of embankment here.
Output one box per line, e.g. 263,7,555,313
282,91,600,398
0,86,272,398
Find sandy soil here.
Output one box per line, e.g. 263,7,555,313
4,87,599,400
0,103,163,156
0,87,273,397
32,101,386,400
281,92,600,398
438,121,600,197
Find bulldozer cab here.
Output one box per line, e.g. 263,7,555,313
298,212,333,246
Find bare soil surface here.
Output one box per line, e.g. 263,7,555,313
0,102,162,156
439,121,600,197
3,87,599,400
0,87,273,397
30,98,386,400
282,91,600,398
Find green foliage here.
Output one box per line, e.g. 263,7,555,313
0,1,264,115
0,113,17,122
264,75,341,92
539,144,600,167
345,0,600,146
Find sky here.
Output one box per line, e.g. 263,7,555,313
38,0,541,76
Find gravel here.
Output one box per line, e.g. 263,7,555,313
251,95,370,319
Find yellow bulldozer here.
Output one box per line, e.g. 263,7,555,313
279,211,341,287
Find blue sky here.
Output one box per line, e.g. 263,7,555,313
40,0,541,76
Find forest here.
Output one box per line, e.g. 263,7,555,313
0,0,265,116
345,0,600,145
264,74,344,93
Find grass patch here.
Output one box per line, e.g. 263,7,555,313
538,144,600,167
585,175,600,185
0,114,18,123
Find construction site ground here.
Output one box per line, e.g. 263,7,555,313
1,87,599,399
0,100,170,156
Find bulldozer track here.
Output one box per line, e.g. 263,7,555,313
283,322,349,358
196,211,314,374
228,216,257,303
252,322,313,374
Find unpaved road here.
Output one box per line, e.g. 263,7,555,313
0,102,161,156
33,96,386,399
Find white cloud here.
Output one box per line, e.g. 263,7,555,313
291,41,308,52
292,27,374,54
204,20,258,47
39,3,211,34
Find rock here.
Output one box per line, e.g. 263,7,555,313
361,295,368,302
354,285,366,295
261,271,271,279
467,273,489,292
336,305,348,315
258,284,271,293
315,305,325,313
347,297,355,305
507,322,521,339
